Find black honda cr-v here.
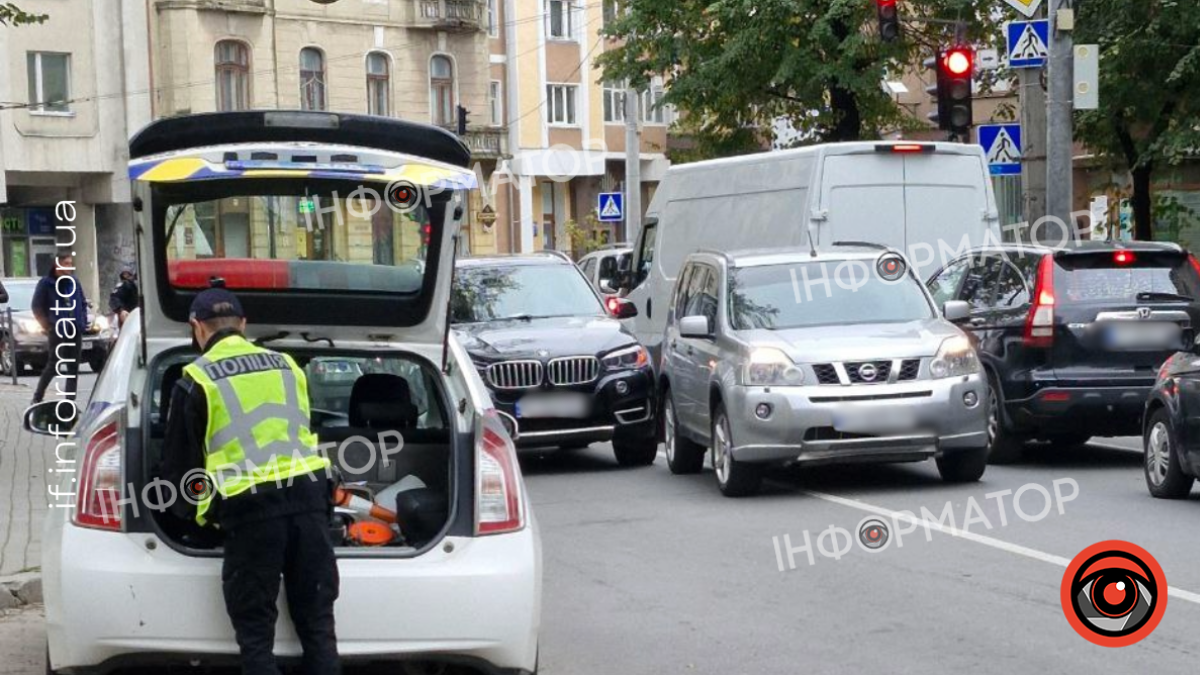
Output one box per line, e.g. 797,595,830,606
927,241,1200,462
451,252,658,466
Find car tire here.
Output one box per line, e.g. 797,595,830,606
1144,409,1195,499
664,392,705,475
985,375,1025,464
1042,433,1091,449
936,447,988,483
613,435,657,467
87,351,107,374
711,403,762,497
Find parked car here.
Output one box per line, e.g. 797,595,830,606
928,241,1200,462
0,277,113,376
452,252,658,465
24,111,540,675
617,141,1001,369
1143,346,1200,499
660,245,988,497
577,245,632,296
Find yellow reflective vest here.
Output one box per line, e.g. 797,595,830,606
183,335,329,526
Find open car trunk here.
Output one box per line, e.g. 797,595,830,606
142,346,462,554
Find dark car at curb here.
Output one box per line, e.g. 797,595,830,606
452,253,658,466
1143,347,1200,499
927,241,1200,463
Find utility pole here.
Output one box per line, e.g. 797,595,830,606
1019,5,1049,242
1045,0,1075,245
624,86,642,244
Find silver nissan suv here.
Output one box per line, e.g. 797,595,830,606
659,245,989,497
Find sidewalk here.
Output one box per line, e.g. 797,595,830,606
0,383,52,577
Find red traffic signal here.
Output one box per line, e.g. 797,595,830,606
876,0,900,43
943,47,973,76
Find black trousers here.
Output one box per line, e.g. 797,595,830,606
33,328,81,403
222,511,341,675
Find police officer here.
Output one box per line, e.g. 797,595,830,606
108,268,138,328
162,287,340,675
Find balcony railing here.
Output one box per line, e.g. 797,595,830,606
414,0,485,31
463,128,509,160
155,0,267,14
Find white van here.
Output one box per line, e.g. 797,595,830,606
619,141,1001,363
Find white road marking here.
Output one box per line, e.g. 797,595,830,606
802,488,1200,606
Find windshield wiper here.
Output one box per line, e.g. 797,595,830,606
1137,291,1193,303
492,314,534,322
254,331,291,346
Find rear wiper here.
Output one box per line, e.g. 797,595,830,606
1137,292,1193,302
253,331,291,346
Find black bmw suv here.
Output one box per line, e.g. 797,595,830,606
451,252,658,466
927,241,1200,462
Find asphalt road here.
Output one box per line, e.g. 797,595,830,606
4,417,1198,673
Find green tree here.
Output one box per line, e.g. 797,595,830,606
1074,0,1200,241
0,2,47,26
598,0,1001,159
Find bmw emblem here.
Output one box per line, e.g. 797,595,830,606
537,349,550,358
857,363,879,382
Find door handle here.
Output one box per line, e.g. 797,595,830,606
646,298,653,319
686,345,694,356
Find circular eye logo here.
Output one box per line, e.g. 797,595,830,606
876,253,907,282
1061,541,1167,647
181,469,215,504
857,518,890,551
385,180,422,213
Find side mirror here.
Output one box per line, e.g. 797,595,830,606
24,400,77,437
1192,334,1200,353
679,315,711,339
606,297,638,319
598,279,616,294
943,300,970,323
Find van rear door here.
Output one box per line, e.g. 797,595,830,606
819,153,906,249
902,151,993,260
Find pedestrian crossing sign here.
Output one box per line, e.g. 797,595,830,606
978,124,1022,176
1006,20,1049,69
598,192,624,222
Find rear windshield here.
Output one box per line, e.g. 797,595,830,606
155,178,446,294
730,262,935,330
1055,253,1200,304
451,264,603,323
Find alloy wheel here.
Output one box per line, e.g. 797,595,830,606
664,400,677,465
712,414,731,485
1146,422,1171,487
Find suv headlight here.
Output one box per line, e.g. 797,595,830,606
744,347,805,386
17,319,42,335
602,345,649,371
930,336,981,378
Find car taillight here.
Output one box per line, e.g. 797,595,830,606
1113,250,1135,265
475,410,524,536
1024,255,1056,348
605,296,621,315
75,419,123,531
1189,254,1200,278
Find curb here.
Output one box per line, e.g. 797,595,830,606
0,571,42,609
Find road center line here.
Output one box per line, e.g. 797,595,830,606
801,488,1200,606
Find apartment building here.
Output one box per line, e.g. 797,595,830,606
148,0,502,259
0,0,151,301
488,0,672,254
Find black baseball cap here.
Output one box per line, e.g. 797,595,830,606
190,288,245,322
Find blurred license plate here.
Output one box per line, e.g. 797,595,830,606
833,408,917,434
1105,323,1180,350
515,393,591,419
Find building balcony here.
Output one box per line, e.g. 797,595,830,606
462,127,509,161
155,0,268,14
412,0,486,32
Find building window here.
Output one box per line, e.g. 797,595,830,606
366,52,390,116
603,0,619,27
546,0,575,40
602,81,625,124
26,52,71,113
489,80,503,126
546,84,578,126
215,41,250,112
299,47,327,111
430,55,455,127
488,0,499,37
642,77,667,125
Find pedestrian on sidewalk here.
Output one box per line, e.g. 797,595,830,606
31,253,87,404
162,286,340,675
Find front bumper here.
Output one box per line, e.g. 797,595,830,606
486,367,655,448
724,373,988,465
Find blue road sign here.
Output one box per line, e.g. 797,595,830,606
1007,20,1049,69
978,124,1022,176
598,192,624,222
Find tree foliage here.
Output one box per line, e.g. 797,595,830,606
597,0,1001,159
1074,0,1200,240
0,2,47,27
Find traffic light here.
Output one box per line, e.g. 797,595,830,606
876,0,900,43
929,46,974,139
456,105,469,136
